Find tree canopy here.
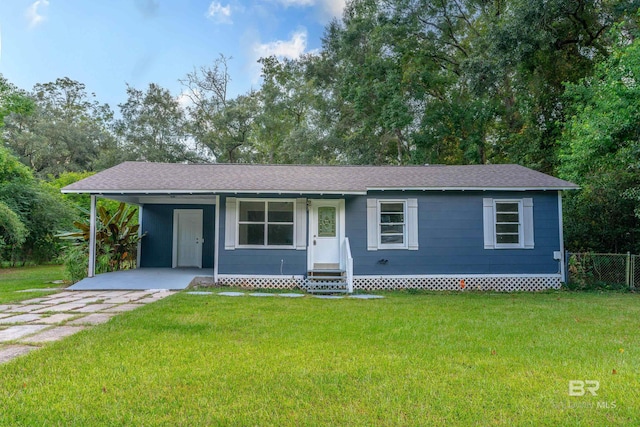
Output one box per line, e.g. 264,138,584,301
2,1,640,258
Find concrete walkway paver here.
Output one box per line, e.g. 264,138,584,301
0,325,48,341
5,304,45,313
102,303,144,312
71,304,117,313
32,302,87,313
0,289,176,365
23,326,86,343
35,313,77,324
0,314,43,324
68,313,116,326
0,345,39,363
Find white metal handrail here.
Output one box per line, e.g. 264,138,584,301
343,237,353,293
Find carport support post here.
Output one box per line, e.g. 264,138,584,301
88,194,97,278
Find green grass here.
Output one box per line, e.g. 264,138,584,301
0,265,66,303
0,289,638,425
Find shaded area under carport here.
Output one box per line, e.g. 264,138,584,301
68,268,211,291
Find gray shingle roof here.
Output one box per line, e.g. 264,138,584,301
61,162,578,194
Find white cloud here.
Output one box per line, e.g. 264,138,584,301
318,0,345,19
176,90,198,110
275,0,315,6
272,0,345,19
26,0,50,29
253,29,308,60
206,2,232,24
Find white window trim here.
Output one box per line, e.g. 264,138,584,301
494,199,524,249
235,198,297,249
483,197,534,250
367,198,418,251
378,200,408,250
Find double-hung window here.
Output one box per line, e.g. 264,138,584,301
237,200,294,247
494,200,522,247
378,201,407,248
483,198,534,249
366,198,418,251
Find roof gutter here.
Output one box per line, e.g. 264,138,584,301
61,186,579,195
60,189,369,196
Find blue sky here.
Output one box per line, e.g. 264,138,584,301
0,0,344,109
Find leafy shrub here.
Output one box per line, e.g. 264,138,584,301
63,245,88,283
59,202,143,281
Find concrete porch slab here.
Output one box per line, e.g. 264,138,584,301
69,268,209,291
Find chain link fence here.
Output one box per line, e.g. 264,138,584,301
566,252,639,291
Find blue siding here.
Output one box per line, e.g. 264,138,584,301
140,204,215,268
213,191,562,276
346,191,561,275
218,196,307,275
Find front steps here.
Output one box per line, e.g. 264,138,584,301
304,269,348,293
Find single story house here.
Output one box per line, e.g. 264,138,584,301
62,162,578,292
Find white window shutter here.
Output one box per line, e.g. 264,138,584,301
295,198,307,250
523,198,535,249
366,198,378,251
224,197,236,250
483,198,495,249
407,198,419,250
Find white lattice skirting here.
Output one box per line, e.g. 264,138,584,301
216,274,561,292
217,275,304,289
353,275,561,292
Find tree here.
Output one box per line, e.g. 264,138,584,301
180,55,260,163
0,147,72,264
116,83,203,163
260,0,636,169
0,201,26,256
0,83,34,261
252,55,338,164
0,75,34,128
4,77,118,177
559,25,640,252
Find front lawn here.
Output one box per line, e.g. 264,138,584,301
0,290,638,425
0,265,66,304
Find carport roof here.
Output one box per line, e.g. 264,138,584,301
61,161,578,195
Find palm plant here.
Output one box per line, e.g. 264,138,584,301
60,202,143,274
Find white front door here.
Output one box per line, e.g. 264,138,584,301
173,209,203,268
309,200,344,270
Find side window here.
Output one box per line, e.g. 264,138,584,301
379,201,406,248
494,201,522,247
367,198,418,251
483,198,534,249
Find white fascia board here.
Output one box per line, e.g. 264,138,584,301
61,189,367,195
366,187,578,192
61,189,219,194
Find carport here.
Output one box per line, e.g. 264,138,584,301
69,268,210,291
